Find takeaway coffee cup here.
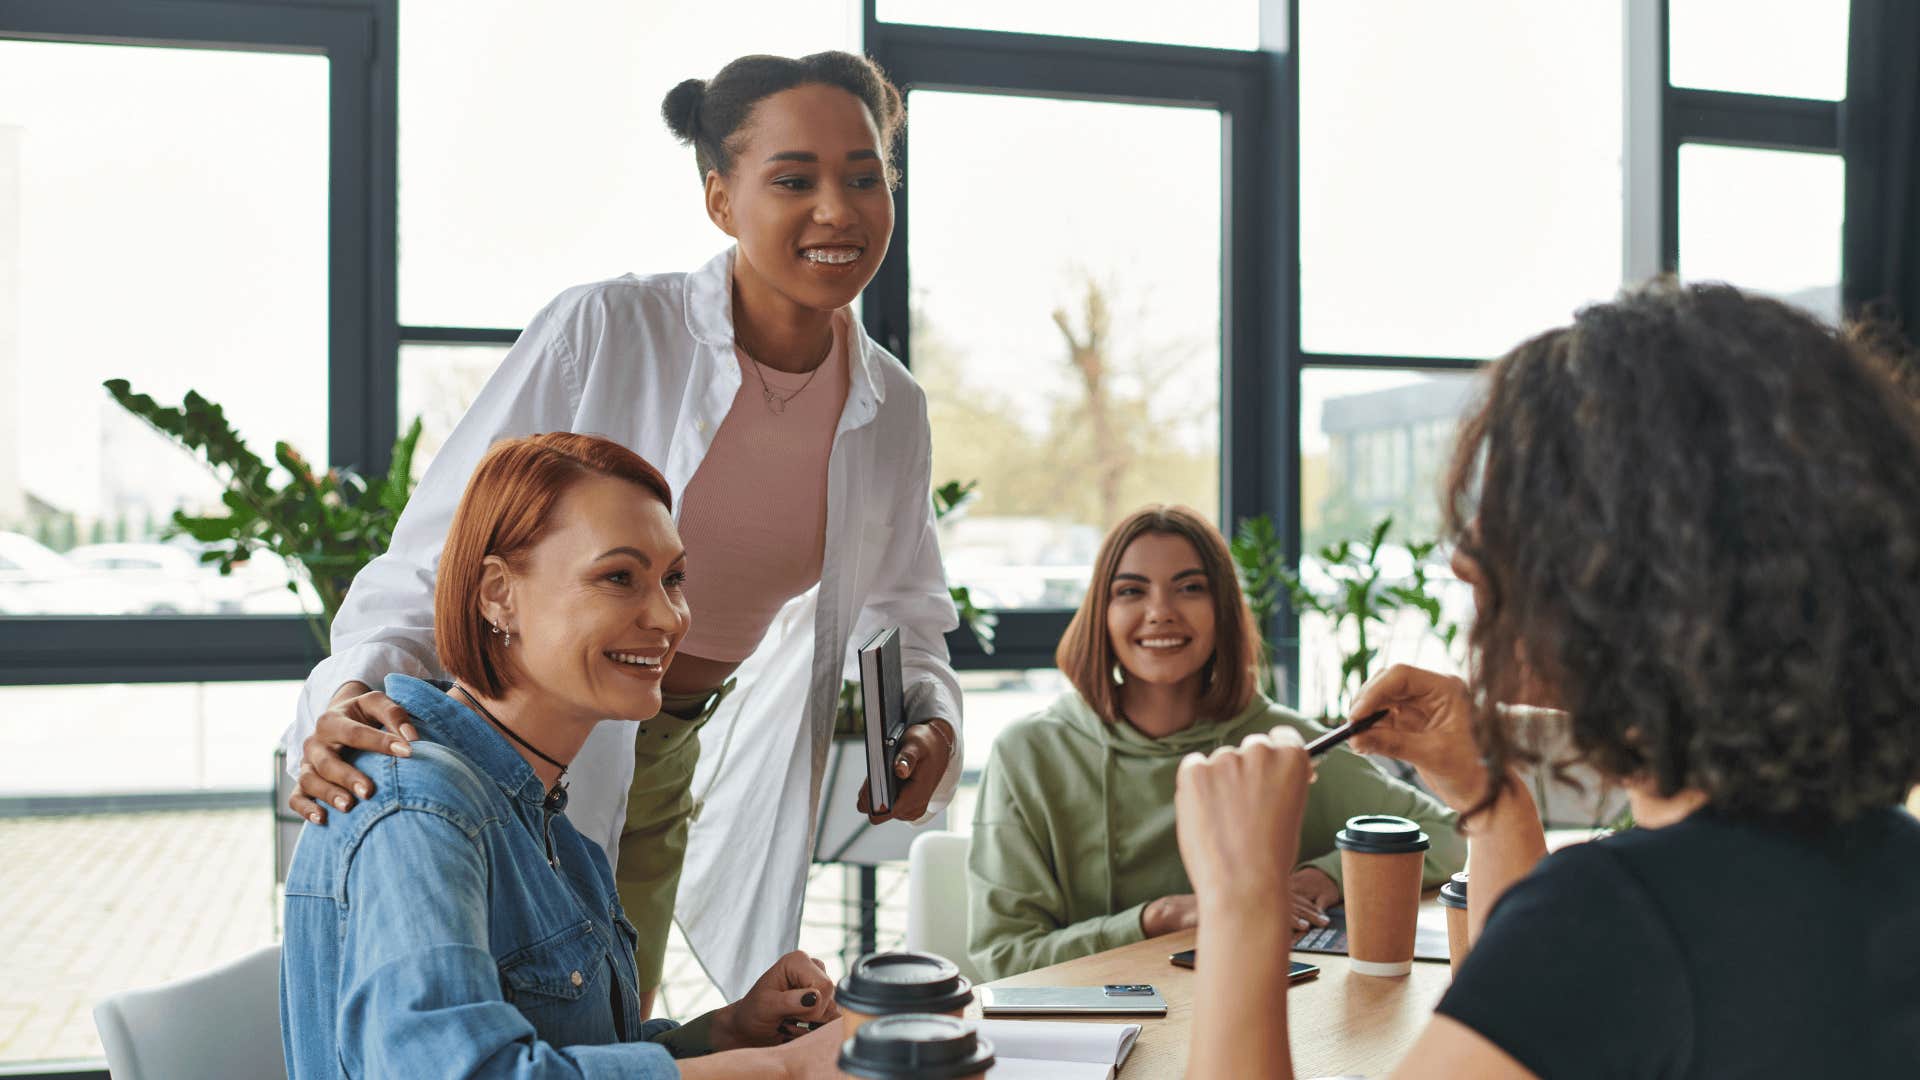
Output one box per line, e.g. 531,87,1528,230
834,951,974,1034
1335,814,1431,976
1438,871,1470,975
837,1013,996,1080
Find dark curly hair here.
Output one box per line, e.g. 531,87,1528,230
1448,280,1920,828
660,51,904,184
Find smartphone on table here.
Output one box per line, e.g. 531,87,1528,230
977,983,1169,1016
1169,949,1320,983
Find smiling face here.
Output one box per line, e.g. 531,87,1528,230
481,473,690,726
1105,531,1219,690
704,82,894,315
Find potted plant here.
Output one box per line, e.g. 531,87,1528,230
1231,513,1458,719
104,379,421,652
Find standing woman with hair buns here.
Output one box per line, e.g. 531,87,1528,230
275,51,964,1014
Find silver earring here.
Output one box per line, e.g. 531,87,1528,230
493,622,512,648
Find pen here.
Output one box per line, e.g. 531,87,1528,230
1305,708,1389,757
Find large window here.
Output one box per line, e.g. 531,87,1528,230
0,1,385,1072
1669,0,1850,100
909,91,1223,613
1679,145,1844,321
397,0,859,332
0,40,328,618
1662,1,1848,317
1298,0,1625,361
1292,1,1629,718
393,0,862,474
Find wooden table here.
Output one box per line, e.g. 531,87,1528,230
974,902,1454,1079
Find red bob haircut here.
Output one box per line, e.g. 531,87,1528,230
433,432,672,698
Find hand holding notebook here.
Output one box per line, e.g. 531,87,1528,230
857,626,906,815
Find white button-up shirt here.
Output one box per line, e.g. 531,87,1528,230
283,248,963,996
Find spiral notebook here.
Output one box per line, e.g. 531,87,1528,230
976,1019,1140,1080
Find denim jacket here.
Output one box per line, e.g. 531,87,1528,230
280,675,685,1078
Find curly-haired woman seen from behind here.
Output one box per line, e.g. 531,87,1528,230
1174,282,1920,1078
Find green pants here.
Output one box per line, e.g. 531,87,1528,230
615,680,733,991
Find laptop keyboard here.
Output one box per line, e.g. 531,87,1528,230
1295,925,1346,951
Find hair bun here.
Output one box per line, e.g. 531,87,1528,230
662,78,706,141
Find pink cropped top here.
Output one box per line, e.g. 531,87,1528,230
674,312,852,662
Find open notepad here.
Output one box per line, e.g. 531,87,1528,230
977,1019,1142,1080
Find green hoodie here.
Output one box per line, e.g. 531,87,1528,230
966,690,1466,981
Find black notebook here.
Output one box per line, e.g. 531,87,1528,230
857,626,906,815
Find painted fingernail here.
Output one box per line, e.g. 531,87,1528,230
402,725,419,741
334,796,350,810
390,742,412,757
309,812,323,824
801,991,818,1008
353,784,370,799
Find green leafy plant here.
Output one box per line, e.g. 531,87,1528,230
1230,514,1290,700
104,379,421,651
1232,513,1458,719
932,479,997,655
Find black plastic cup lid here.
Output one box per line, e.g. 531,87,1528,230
835,951,974,1016
839,1013,997,1079
1439,870,1469,908
1335,814,1431,855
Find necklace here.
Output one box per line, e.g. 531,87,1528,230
453,684,569,813
744,348,827,414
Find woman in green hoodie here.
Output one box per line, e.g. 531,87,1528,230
966,504,1465,981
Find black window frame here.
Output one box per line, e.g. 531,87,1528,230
0,0,397,688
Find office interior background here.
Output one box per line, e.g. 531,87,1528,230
3,0,1915,1074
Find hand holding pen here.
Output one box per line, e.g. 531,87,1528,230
1304,708,1389,756
1342,663,1489,813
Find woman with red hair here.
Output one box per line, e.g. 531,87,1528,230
280,433,846,1078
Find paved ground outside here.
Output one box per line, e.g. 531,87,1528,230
0,669,1043,1068
0,789,978,1069
0,809,277,1065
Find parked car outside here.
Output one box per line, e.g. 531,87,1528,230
0,532,143,615
66,542,233,614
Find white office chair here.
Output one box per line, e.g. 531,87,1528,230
906,830,983,984
93,943,287,1080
